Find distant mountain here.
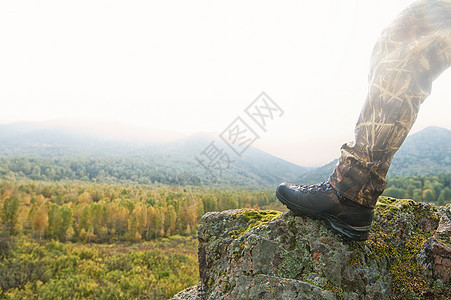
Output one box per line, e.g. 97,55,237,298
0,121,154,157
298,126,451,184
0,122,448,187
0,122,309,186
388,126,451,176
297,159,337,185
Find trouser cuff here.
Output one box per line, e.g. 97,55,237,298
329,149,387,209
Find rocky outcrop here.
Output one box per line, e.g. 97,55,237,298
173,197,451,299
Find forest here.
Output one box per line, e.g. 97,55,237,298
0,175,448,244
0,181,279,242
0,235,198,299
0,157,199,186
0,173,449,298
0,181,280,298
382,173,451,205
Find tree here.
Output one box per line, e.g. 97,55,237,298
164,205,176,236
422,189,436,202
47,203,61,238
58,205,73,241
127,210,139,241
32,204,49,238
2,196,19,235
438,188,451,205
78,192,92,204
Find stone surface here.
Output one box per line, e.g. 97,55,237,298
172,284,201,300
173,198,451,299
418,208,451,285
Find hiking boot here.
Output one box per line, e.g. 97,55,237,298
276,181,373,241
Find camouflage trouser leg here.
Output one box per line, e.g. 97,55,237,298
329,0,451,208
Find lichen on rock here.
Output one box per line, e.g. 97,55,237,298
173,198,451,299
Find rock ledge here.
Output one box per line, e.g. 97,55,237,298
173,198,451,299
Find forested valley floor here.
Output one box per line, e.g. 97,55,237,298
0,181,280,299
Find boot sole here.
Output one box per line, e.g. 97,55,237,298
276,188,370,241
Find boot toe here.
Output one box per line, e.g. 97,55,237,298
276,182,292,200
276,182,299,209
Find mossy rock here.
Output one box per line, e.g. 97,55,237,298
175,198,450,300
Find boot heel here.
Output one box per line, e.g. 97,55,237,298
327,218,370,241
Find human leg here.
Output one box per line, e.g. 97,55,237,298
276,0,451,240
329,0,451,208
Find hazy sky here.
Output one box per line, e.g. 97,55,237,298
1,0,450,166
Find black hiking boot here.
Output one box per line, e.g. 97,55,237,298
276,181,373,241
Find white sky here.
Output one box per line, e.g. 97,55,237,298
1,0,450,166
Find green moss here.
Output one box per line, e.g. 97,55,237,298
364,235,429,299
229,210,282,239
285,217,299,250
278,249,312,279
223,280,231,293
232,240,249,262
346,250,364,267
321,282,344,300
390,234,429,298
375,197,415,215
208,276,215,289
376,196,440,224
229,210,282,262
364,197,438,299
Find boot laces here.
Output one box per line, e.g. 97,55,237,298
294,181,334,194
